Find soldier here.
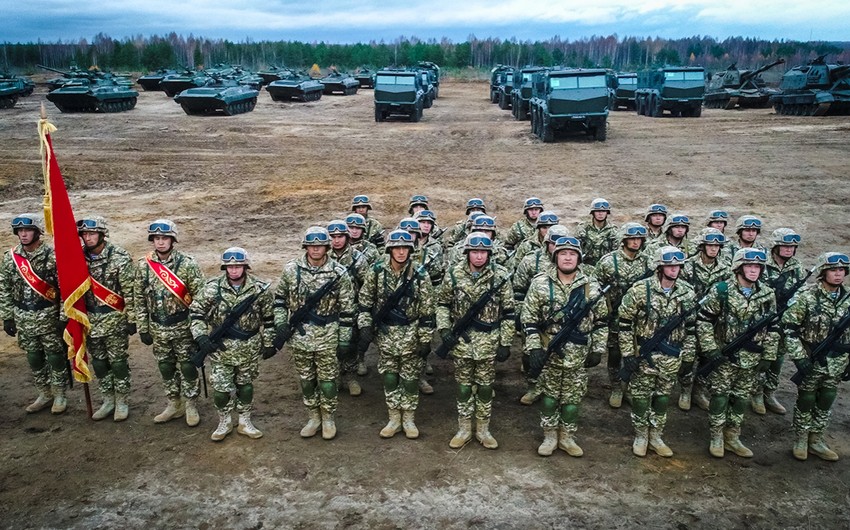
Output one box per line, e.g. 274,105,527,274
643,203,668,241
783,252,850,461
190,248,274,441
594,222,652,408
681,228,731,411
351,194,385,248
414,210,445,287
645,214,697,257
575,198,619,267
273,227,355,440
135,219,205,426
697,248,778,458
752,228,806,415
727,215,767,259
705,210,730,234
407,194,429,216
345,213,380,265
512,211,559,268
0,214,69,414
619,246,697,457
445,198,487,248
357,230,434,438
446,215,511,268
78,216,136,422
437,232,515,449
522,236,608,457
504,197,544,250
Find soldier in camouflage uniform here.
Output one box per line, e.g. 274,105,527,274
407,194,429,216
78,216,137,422
437,232,515,450
645,213,697,258
594,222,652,408
783,251,850,461
697,248,778,458
351,195,385,249
135,219,205,426
504,197,544,250
575,198,619,267
274,227,355,440
345,213,380,265
446,215,511,269
643,203,668,242
191,248,275,441
705,210,730,234
414,210,445,288
619,246,698,457
522,236,608,457
0,214,69,414
727,215,767,260
357,230,435,438
512,211,559,269
444,198,487,249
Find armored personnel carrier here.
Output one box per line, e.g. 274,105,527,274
355,67,376,88
529,68,611,142
137,68,176,91
635,66,705,117
45,77,139,113
374,68,426,122
173,77,259,115
266,71,324,101
0,77,27,108
770,56,850,116
613,72,637,110
320,71,359,95
257,65,292,84
417,61,440,98
511,66,548,120
704,59,784,109
490,65,512,103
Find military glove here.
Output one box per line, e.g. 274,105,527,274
703,348,722,363
337,342,355,362
678,361,694,378
439,328,452,343
262,346,278,360
756,359,773,373
528,348,547,378
3,319,16,337
584,351,602,368
125,322,137,336
196,335,217,356
495,345,511,363
621,355,641,377
793,357,814,375
273,323,291,349
356,327,374,355
139,332,154,346
417,342,431,359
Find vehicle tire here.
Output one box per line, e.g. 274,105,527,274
499,92,508,110
410,102,422,122
636,97,644,116
375,107,383,122
541,118,554,143
490,89,497,103
692,105,702,117
530,107,537,136
651,97,662,117
595,122,607,141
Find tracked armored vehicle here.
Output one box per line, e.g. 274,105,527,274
355,67,376,88
45,78,139,113
266,71,324,102
320,71,359,95
257,66,292,84
173,77,259,115
770,56,850,116
704,59,785,109
137,68,176,91
0,77,27,108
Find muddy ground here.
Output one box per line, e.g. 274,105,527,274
1,80,850,529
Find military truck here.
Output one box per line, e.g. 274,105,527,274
417,61,440,98
497,67,515,110
528,68,611,142
511,66,547,120
417,68,436,108
490,65,512,103
635,66,705,117
374,69,426,122
613,72,637,110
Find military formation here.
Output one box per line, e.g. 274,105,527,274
3,196,849,463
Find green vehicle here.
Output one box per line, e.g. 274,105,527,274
704,59,785,109
320,71,359,95
635,66,705,117
374,69,426,122
613,72,637,110
417,61,440,98
173,77,259,116
266,71,324,102
257,65,292,85
46,77,139,113
489,65,512,103
355,67,377,88
770,55,850,116
511,66,547,120
496,67,515,110
528,68,612,142
0,77,27,109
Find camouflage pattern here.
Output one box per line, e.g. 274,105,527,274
513,249,552,303
89,334,130,394
415,236,446,287
512,233,545,269
17,332,68,390
575,220,619,266
454,357,496,419
349,239,380,265
330,245,369,376
645,228,665,242
364,217,384,247
726,238,767,262
759,253,806,392
645,234,698,259
446,238,511,269
682,254,731,298
504,217,536,249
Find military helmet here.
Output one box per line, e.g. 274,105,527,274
771,227,801,247
470,215,497,235
147,219,178,242
697,227,726,247
545,224,570,246
731,247,768,271
220,247,251,270
76,216,109,237
653,245,686,268
327,219,350,236
385,229,415,251
398,217,422,235
302,226,331,247
664,214,691,232
463,231,493,253
345,213,367,229
706,209,729,226
590,198,611,213
535,211,559,228
644,203,668,222
523,197,544,212
415,209,437,224
351,194,372,211
550,236,583,264
408,194,429,214
465,198,487,215
11,213,45,235
815,252,850,277
620,222,648,242
735,214,763,233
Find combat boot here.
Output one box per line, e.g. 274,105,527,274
449,418,472,449
649,428,673,457
184,398,200,427
300,408,322,438
693,387,711,411
537,428,558,456
402,410,419,439
750,393,766,415
520,387,541,406
678,384,692,411
632,426,648,457
425,362,434,376
380,409,402,438
792,432,808,461
723,426,753,458
709,426,725,458
348,380,362,397
609,385,624,409
210,412,233,441
237,412,263,439
558,428,584,457
154,398,184,424
26,391,52,414
475,419,498,449
114,393,129,422
50,386,67,414
91,394,115,421
764,392,787,415
418,378,434,395
321,411,336,440
356,360,368,376
808,433,839,461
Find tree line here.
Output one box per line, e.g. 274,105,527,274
3,33,848,74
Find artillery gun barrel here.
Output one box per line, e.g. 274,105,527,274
830,64,850,80
37,64,68,75
741,59,785,81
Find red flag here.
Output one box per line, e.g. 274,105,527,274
39,115,93,383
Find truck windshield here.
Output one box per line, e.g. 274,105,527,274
617,77,637,85
376,75,415,85
550,75,607,89
506,73,513,83
664,71,704,81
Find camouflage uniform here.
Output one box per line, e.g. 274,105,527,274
446,237,511,269
349,238,380,265
645,234,698,259
504,217,536,250
331,245,370,384
413,237,445,287
726,238,767,261
363,217,385,248
512,234,544,270
575,220,619,266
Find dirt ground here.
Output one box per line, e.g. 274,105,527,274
1,79,850,529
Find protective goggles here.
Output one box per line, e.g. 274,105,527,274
466,198,485,208
327,222,348,234
148,222,173,233
537,213,559,225
741,249,767,262
623,225,648,237
524,198,543,208
416,210,436,222
304,231,331,244
591,200,610,211
826,254,850,265
222,250,248,262
702,233,726,244
467,235,492,248
708,210,729,220
345,215,366,227
648,204,667,214
554,236,582,247
388,231,415,243
740,218,762,228
777,233,801,244
409,195,428,204
473,217,496,229
76,219,101,230
669,215,690,225
399,219,421,231
660,250,686,263
11,217,36,228
352,195,370,205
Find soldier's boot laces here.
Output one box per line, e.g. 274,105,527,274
300,408,322,438
709,427,725,458
348,380,362,397
750,393,766,415
26,391,53,414
113,393,130,422
211,412,233,441
520,387,541,406
237,412,263,439
475,420,498,450
678,384,692,411
609,385,624,409
632,426,648,457
50,386,67,415
649,428,673,457
764,392,787,415
402,410,419,439
91,394,115,421
723,427,753,458
418,378,434,395
380,409,402,438
808,433,839,461
154,399,184,424
449,418,472,449
321,411,336,440
537,428,558,457
356,361,368,376
184,398,200,427
792,432,808,461
558,428,584,457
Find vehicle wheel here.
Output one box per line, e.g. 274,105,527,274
541,118,554,143
637,98,644,116
490,89,497,103
499,92,508,110
595,122,607,141
692,105,702,117
410,103,422,122
650,97,662,117
424,95,433,109
375,107,383,122
530,107,537,135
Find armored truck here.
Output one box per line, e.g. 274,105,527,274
528,68,611,142
374,69,426,122
635,66,705,117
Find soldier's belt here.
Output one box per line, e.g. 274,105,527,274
221,326,259,341
304,311,338,326
469,319,499,333
380,309,411,326
14,298,55,311
151,310,190,326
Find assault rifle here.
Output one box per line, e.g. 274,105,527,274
273,271,343,350
790,295,850,386
370,264,427,334
697,269,813,378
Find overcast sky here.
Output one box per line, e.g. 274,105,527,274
4,0,849,43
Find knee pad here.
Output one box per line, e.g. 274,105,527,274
457,384,473,402
631,397,650,417
540,396,559,416
730,394,747,415
319,380,337,399
817,387,838,410
797,390,817,412
46,351,67,372
561,404,580,424
180,362,198,381
236,383,254,404
300,378,317,397
92,358,110,378
382,372,399,392
652,394,670,414
709,395,729,415
213,390,231,409
157,361,177,380
26,351,46,371
477,385,493,402
110,359,130,380
401,378,418,395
